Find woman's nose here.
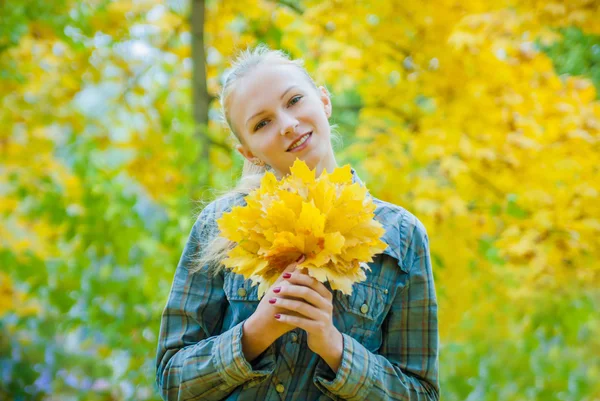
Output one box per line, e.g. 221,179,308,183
279,113,299,136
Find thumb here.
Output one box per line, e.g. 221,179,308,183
288,254,305,271
282,254,305,274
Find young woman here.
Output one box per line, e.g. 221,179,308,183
155,44,440,400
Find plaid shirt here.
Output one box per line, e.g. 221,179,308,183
155,168,440,400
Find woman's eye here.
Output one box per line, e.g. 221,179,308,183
254,96,302,131
254,120,268,131
289,95,303,106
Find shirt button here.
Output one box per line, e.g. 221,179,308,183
360,303,369,314
237,287,247,297
276,384,285,393
383,289,389,295
291,332,298,343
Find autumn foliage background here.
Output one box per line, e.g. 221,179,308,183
1,0,599,400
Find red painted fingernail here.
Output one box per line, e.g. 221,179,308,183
283,273,292,279
273,287,281,293
274,314,281,319
269,298,277,304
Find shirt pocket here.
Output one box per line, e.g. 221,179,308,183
335,281,389,331
223,273,260,324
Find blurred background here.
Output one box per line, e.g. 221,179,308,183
1,0,599,400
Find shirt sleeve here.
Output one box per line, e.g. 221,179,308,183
155,203,277,401
313,214,440,401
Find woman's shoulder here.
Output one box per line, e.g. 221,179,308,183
198,193,246,220
193,193,247,239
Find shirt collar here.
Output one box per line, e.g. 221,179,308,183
350,167,360,185
350,167,373,201
351,167,401,264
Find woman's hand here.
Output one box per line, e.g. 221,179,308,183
270,268,344,372
242,256,306,356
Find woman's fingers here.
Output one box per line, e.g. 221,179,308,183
271,259,301,287
274,312,324,334
269,261,336,335
269,296,326,321
274,282,332,311
284,268,333,301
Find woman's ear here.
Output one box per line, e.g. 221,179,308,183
236,144,256,163
318,86,332,118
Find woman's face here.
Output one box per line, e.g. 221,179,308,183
229,63,335,179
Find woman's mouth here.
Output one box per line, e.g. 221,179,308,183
287,132,312,152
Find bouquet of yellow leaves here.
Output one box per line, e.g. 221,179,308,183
216,159,388,299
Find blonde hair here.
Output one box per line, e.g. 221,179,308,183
191,43,342,276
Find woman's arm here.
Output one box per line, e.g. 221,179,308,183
155,203,277,401
313,213,440,401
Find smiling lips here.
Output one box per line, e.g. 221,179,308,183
287,132,312,152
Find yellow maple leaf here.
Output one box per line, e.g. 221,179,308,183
217,159,388,299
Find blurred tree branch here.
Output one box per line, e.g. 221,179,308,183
191,0,212,192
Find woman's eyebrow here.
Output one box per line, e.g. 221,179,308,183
245,85,300,126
